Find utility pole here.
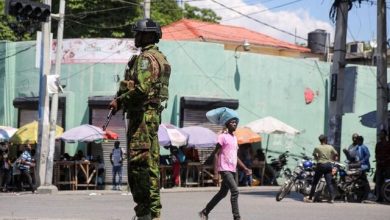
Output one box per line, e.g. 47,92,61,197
45,0,66,192
36,0,52,192
144,0,150,19
327,1,349,154
178,0,185,9
377,0,388,138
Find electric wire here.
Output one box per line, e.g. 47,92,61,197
66,6,134,17
66,18,133,29
0,44,36,61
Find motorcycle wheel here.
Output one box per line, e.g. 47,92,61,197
382,181,390,202
276,178,294,201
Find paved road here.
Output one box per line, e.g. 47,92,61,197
0,187,389,220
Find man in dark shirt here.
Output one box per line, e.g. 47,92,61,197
375,130,390,202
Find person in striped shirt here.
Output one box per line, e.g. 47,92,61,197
18,144,36,193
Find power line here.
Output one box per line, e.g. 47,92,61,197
66,18,133,29
240,0,304,16
0,44,36,61
66,6,134,17
210,0,308,42
111,0,141,6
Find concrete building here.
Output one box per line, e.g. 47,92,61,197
0,21,382,185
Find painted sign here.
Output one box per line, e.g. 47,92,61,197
51,38,139,64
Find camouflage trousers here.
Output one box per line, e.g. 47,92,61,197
127,110,161,219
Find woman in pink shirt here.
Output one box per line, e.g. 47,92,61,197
199,117,251,220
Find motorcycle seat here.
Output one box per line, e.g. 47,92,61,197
348,163,361,169
346,169,361,176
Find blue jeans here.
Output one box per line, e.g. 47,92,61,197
18,169,35,192
204,171,240,220
112,165,122,187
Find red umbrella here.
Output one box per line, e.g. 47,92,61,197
104,130,119,140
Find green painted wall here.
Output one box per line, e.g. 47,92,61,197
0,40,384,169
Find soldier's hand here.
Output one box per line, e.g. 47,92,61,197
109,99,118,111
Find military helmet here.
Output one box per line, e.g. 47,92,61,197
132,18,162,39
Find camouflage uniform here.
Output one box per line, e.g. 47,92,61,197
116,44,170,219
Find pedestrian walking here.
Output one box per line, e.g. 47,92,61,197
200,108,251,220
109,18,170,220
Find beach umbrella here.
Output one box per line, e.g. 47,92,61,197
245,116,299,180
158,123,188,147
10,121,63,144
245,116,299,135
245,116,299,156
59,124,106,143
180,126,217,148
0,126,18,142
234,127,261,145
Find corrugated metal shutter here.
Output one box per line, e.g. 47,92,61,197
90,109,127,185
19,109,64,160
179,96,239,132
182,109,223,133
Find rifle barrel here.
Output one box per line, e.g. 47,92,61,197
103,108,114,130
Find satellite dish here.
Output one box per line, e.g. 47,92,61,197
370,40,377,48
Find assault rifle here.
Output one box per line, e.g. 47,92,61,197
102,107,114,131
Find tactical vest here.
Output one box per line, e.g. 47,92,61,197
119,47,171,111
143,48,171,106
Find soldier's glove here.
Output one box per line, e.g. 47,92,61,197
119,80,135,92
109,99,118,112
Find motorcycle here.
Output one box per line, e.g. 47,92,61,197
337,162,371,202
379,170,390,202
276,153,315,201
263,151,290,186
313,150,370,203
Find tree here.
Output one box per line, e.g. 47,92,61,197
184,3,221,23
1,0,221,40
56,0,220,38
52,0,142,38
151,0,183,26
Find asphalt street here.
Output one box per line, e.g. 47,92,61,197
0,186,389,220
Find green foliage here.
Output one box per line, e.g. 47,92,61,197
184,3,221,23
52,0,142,38
151,0,183,26
0,0,221,40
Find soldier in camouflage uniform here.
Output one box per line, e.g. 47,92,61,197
109,18,171,220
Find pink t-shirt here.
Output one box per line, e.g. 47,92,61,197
217,132,238,172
